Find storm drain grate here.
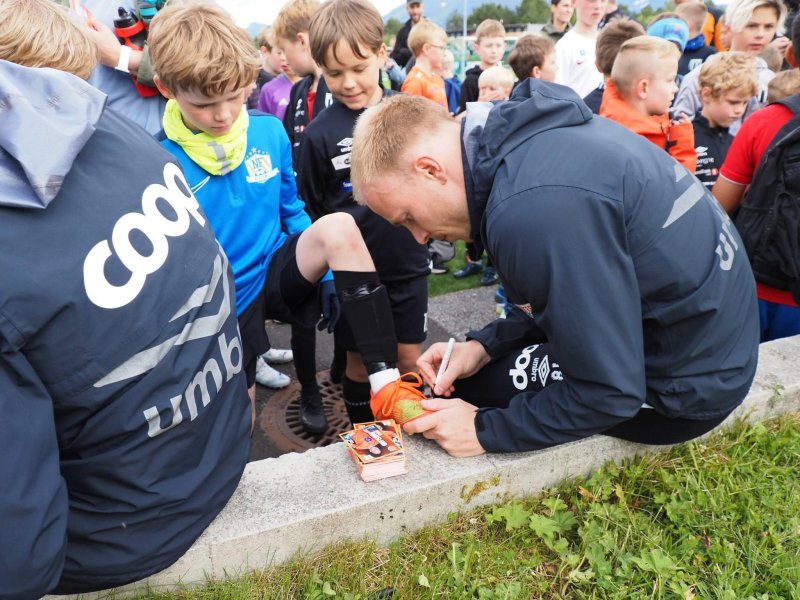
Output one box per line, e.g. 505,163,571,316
260,371,350,453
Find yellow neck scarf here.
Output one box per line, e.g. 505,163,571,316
162,99,249,176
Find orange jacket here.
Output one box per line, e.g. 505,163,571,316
599,80,696,173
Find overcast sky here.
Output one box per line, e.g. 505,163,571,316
222,0,407,28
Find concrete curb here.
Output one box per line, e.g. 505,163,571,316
50,335,800,598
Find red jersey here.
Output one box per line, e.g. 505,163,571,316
720,104,796,306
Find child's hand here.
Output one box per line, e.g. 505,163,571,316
670,111,691,126
477,88,507,102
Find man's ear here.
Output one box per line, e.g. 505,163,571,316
153,75,175,100
531,65,541,79
413,155,447,184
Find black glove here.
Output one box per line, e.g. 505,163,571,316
317,280,341,333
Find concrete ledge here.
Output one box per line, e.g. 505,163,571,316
53,336,800,598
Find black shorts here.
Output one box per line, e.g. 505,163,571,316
337,275,428,351
238,233,321,386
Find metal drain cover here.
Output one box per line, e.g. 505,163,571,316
260,371,350,453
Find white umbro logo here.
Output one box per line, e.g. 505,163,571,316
337,137,353,149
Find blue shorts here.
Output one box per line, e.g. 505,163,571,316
758,298,800,342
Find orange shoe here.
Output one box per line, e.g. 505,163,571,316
370,373,431,426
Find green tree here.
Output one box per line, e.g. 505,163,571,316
384,17,403,43
516,0,550,24
447,10,464,31
468,3,517,28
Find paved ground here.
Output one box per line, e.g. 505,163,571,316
249,282,501,460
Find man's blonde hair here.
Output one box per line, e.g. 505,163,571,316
310,0,383,69
273,0,320,42
767,68,800,102
149,2,260,96
475,19,506,43
408,20,447,56
0,0,96,80
611,36,680,94
352,94,452,202
725,0,786,34
675,2,708,34
479,65,514,92
699,51,758,99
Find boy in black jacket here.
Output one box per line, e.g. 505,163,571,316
301,0,430,424
274,0,334,163
693,52,758,189
459,19,506,113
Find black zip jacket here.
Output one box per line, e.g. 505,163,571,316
282,74,333,166
459,65,483,113
692,114,732,189
297,93,429,280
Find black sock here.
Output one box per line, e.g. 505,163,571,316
333,271,397,372
342,376,374,425
291,323,319,397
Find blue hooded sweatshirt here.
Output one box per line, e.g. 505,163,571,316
0,61,250,598
463,80,760,452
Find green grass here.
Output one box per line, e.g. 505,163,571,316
427,240,488,298
132,414,800,599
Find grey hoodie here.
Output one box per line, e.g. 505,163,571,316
0,60,249,597
461,79,759,452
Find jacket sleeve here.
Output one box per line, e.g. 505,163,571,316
277,125,313,235
466,307,548,358
672,68,702,121
0,340,68,598
475,186,646,452
459,77,479,113
296,129,330,221
390,25,412,68
282,83,299,144
667,120,698,173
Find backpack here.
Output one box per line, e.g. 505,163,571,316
733,94,800,304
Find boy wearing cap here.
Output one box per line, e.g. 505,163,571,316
600,36,696,172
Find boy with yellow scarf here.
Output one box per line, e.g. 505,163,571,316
149,3,430,434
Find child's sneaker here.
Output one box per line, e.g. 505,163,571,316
370,373,431,425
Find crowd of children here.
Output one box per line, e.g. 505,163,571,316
3,0,800,592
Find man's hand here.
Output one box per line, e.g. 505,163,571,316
417,339,491,396
403,398,485,457
86,18,142,74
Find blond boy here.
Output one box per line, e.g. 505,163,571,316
299,0,431,424
692,52,758,187
478,65,515,101
149,3,418,434
600,36,697,172
508,34,558,83
459,19,507,112
583,17,645,113
768,68,800,102
673,0,786,132
273,0,333,160
0,0,96,79
401,20,449,108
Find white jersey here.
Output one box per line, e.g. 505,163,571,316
555,29,603,98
